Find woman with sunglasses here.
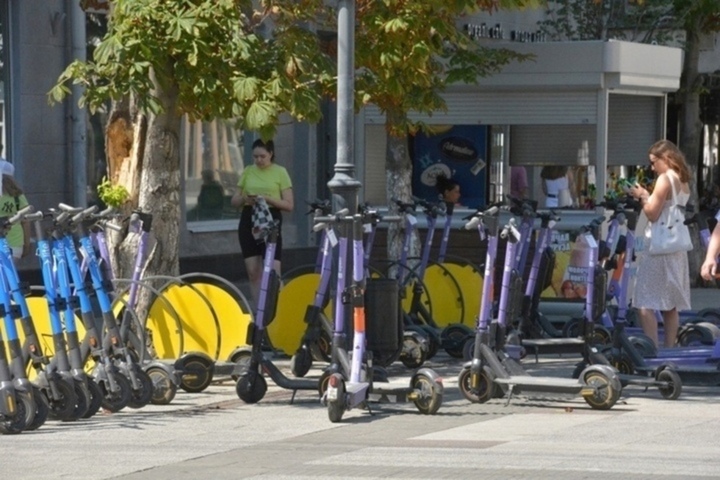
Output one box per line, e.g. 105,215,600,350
629,140,692,349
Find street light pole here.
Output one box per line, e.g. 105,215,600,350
328,0,361,212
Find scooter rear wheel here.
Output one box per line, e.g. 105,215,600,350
147,367,177,405
582,370,620,410
458,365,497,403
236,371,267,404
310,327,332,363
400,334,426,369
412,373,442,415
0,390,34,434
327,376,345,423
441,324,472,358
178,356,214,393
657,369,682,400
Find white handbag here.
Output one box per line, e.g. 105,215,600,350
646,170,692,255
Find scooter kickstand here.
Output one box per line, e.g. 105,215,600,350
290,390,297,404
504,386,515,407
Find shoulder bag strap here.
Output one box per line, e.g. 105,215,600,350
665,169,679,206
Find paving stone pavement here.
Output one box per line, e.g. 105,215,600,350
0,287,718,479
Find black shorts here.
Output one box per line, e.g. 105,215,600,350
238,206,283,261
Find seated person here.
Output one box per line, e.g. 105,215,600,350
197,169,225,219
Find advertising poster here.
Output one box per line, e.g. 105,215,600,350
542,230,593,299
412,125,488,209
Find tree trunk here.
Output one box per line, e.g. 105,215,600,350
105,62,181,328
385,108,419,264
678,21,704,286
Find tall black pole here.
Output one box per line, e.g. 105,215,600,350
328,0,361,212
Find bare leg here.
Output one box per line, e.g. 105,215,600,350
637,307,659,348
244,255,263,309
273,259,282,279
661,308,679,348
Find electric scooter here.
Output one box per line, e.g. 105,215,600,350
457,206,622,409
234,218,332,403
89,210,181,405
323,210,443,422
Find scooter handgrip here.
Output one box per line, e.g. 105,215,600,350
380,215,402,223
24,211,44,222
58,203,84,214
9,205,34,225
72,205,99,224
485,206,499,216
101,220,123,232
98,206,116,217
465,216,481,230
312,222,327,232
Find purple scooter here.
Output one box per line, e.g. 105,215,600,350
323,209,443,422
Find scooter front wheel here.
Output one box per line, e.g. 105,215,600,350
236,371,267,404
290,346,313,378
63,379,91,421
47,377,78,421
582,370,621,410
411,373,442,415
127,368,154,409
26,385,49,431
83,378,103,418
101,372,132,413
0,390,34,434
458,365,497,404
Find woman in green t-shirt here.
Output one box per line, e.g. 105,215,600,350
231,139,294,304
0,172,31,262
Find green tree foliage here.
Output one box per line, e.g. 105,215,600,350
50,0,333,139
352,0,538,137
341,0,541,258
538,0,678,43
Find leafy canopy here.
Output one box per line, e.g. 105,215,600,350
50,0,334,138
350,0,541,136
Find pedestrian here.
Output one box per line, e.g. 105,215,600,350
0,162,31,262
231,139,294,305
700,212,720,280
540,165,574,208
435,174,460,215
510,165,529,200
629,139,692,348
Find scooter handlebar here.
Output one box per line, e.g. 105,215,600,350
9,205,34,225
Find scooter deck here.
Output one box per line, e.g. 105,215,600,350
368,381,412,403
493,375,589,395
635,364,720,386
521,337,585,359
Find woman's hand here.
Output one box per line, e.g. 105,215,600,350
629,184,648,202
701,257,717,280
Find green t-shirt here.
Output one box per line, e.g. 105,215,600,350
238,164,292,201
0,193,28,248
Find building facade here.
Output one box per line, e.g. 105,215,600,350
2,1,718,277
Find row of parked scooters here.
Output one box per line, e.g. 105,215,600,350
5,195,716,431
232,195,720,422
0,204,172,433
